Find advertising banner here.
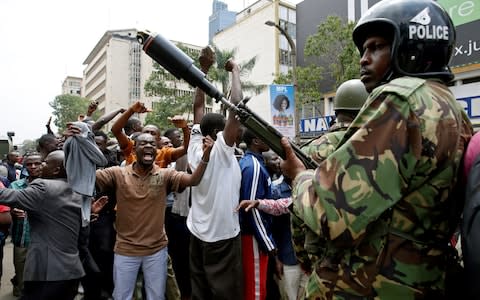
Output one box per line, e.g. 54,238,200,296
270,84,295,138
438,0,480,66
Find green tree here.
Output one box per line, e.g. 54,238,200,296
49,94,93,133
143,43,199,130
274,16,359,107
210,44,265,97
274,64,324,105
304,15,359,89
19,139,37,155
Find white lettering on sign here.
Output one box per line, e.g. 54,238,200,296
302,118,330,133
316,118,329,131
304,119,317,133
448,1,475,19
408,25,449,40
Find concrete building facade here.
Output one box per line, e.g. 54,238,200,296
81,29,217,131
61,76,82,95
212,0,297,126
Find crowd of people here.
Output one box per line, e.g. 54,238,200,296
0,0,477,299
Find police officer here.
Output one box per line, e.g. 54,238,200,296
279,0,472,298
302,79,369,164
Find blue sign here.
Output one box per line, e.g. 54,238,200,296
300,115,335,135
457,96,480,120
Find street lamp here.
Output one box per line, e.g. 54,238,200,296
265,20,300,144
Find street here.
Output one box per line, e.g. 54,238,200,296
1,241,17,300
0,241,83,299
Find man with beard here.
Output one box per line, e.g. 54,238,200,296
95,132,214,299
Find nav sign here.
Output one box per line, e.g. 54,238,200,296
300,116,335,134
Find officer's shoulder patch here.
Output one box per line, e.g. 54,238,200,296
375,77,426,100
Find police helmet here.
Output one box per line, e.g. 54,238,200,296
334,79,369,111
352,0,456,82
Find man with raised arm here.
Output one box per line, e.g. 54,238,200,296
95,132,213,299
187,47,244,300
111,102,190,168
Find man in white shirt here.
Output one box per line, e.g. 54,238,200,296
187,48,243,299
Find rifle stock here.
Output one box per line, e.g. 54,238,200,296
137,30,319,169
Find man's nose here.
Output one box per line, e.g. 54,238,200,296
360,51,370,66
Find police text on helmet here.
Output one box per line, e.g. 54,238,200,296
408,7,449,41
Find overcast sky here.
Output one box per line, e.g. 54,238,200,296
0,0,302,144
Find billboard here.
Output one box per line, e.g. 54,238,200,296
270,84,295,139
438,0,480,66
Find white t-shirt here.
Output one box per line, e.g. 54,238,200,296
187,124,241,242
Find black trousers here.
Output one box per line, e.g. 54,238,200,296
190,234,243,300
22,279,80,300
165,208,191,298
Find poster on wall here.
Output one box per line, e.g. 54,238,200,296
270,84,295,139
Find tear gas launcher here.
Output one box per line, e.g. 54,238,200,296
136,30,318,169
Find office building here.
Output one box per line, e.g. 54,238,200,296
61,76,82,95
81,29,216,130
212,0,297,128
209,0,237,42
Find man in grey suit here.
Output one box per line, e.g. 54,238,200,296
0,150,85,300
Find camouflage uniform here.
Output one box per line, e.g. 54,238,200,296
303,122,352,165
292,77,472,299
296,123,353,270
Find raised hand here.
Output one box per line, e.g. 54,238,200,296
87,101,98,116
131,101,152,114
168,115,188,129
199,45,215,73
63,122,82,137
201,135,215,161
224,58,239,72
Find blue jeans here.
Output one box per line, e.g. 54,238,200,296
113,247,168,300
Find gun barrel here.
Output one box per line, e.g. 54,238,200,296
136,30,224,101
137,29,318,169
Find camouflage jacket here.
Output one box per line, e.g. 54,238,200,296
303,122,351,165
292,77,472,299
296,125,350,270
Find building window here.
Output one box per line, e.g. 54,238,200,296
279,49,291,66
279,20,296,39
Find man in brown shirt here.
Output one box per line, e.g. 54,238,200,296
95,132,213,300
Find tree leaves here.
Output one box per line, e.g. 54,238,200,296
274,16,360,107
49,94,93,133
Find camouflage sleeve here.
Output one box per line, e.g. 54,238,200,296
302,136,337,165
292,91,419,247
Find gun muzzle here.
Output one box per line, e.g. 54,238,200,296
136,30,224,102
